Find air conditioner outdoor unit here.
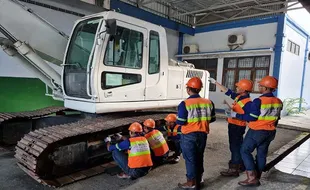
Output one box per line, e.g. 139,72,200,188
228,34,245,45
183,44,199,54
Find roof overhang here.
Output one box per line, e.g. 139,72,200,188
298,0,310,13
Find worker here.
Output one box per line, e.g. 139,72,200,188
177,77,216,189
143,118,169,166
104,122,153,179
209,78,253,177
235,76,283,186
158,113,182,163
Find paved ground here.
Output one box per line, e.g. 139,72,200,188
0,119,302,190
279,110,310,132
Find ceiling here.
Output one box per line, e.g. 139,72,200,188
298,0,310,13
120,0,304,26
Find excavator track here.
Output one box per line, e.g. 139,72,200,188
15,111,169,187
0,106,74,144
0,106,68,123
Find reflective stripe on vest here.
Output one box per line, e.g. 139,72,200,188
167,125,181,136
128,136,153,168
248,97,283,131
182,98,213,134
145,130,169,156
228,95,251,126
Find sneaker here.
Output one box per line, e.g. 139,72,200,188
178,179,196,189
117,172,131,179
174,156,180,162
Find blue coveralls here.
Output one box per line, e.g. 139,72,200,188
158,124,182,157
108,135,151,178
225,89,252,165
176,94,216,180
236,92,278,172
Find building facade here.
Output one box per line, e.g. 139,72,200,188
0,0,309,114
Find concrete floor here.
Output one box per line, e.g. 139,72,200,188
0,119,302,190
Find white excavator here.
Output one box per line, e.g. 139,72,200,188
0,0,210,186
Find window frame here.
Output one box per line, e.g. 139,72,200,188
222,55,271,93
148,30,160,75
101,71,142,90
103,26,144,70
287,39,300,56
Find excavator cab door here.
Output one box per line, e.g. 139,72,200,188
98,20,147,102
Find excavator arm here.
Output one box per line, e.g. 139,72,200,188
0,0,70,100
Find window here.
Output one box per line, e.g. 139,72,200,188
149,31,160,74
223,56,270,92
64,17,101,99
101,72,142,89
183,59,218,91
287,39,300,56
104,26,143,69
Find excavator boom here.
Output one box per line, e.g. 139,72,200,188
0,0,69,100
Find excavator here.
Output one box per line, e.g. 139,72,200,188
0,0,210,186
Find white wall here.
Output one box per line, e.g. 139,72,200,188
0,3,80,78
182,23,277,109
278,25,307,105
24,3,80,36
166,28,179,60
184,23,277,52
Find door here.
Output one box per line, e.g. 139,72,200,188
99,20,147,102
145,30,165,100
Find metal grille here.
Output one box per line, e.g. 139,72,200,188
186,70,204,78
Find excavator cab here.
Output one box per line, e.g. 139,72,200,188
62,11,210,114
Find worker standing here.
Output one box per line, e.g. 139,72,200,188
143,118,169,166
209,78,253,176
159,114,182,163
235,76,283,186
105,122,153,179
177,77,216,189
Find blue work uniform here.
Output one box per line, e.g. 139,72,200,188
176,94,216,181
225,89,252,165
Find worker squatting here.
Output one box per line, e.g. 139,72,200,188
104,76,283,189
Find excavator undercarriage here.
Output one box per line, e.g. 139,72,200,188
5,109,170,187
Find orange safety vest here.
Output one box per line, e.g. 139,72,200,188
181,97,213,134
167,125,181,137
227,95,251,126
128,136,153,168
145,129,169,156
248,96,283,131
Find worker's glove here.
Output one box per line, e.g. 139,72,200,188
230,111,237,118
114,133,123,141
208,77,216,84
104,136,111,143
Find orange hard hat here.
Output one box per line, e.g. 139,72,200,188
128,122,143,132
186,77,203,89
235,79,253,92
258,76,278,89
165,114,177,122
143,118,155,128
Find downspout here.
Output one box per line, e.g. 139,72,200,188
299,35,309,111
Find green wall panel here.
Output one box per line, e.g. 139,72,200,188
0,77,63,112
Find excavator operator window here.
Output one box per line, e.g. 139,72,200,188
104,26,143,69
101,71,142,89
149,31,160,74
64,17,102,99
